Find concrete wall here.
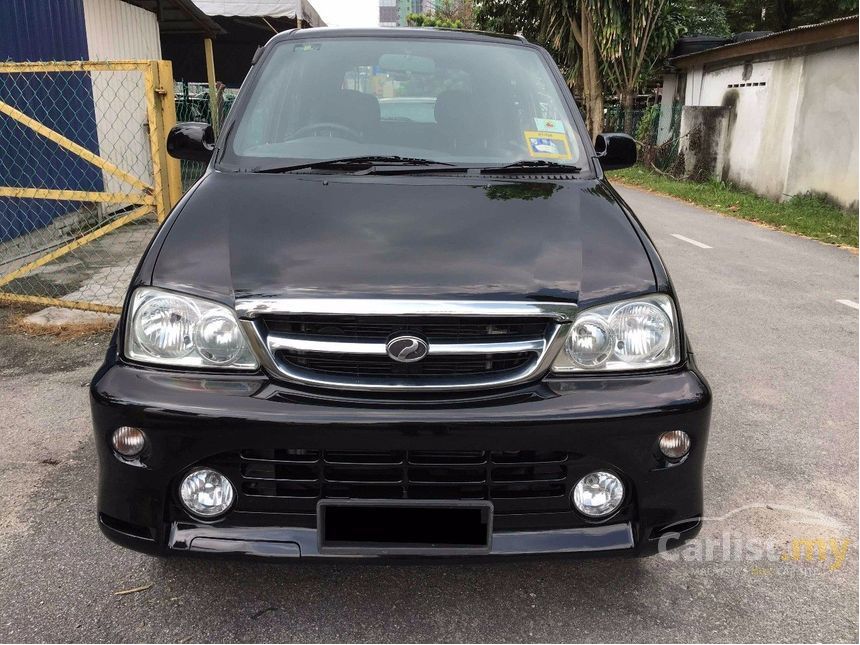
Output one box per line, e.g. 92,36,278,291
785,47,859,208
680,43,858,209
679,106,730,180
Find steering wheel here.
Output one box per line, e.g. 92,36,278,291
292,122,362,141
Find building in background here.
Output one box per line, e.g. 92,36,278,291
0,0,177,235
379,0,397,26
663,16,858,209
379,0,437,27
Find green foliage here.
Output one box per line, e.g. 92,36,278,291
434,0,477,28
716,0,858,33
679,0,732,36
477,0,858,133
592,0,680,59
407,12,464,28
591,0,686,92
634,104,661,143
609,165,859,247
474,0,546,40
474,0,575,86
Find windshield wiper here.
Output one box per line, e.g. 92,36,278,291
253,155,456,174
483,160,582,174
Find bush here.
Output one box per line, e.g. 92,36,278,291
634,105,660,144
407,13,463,28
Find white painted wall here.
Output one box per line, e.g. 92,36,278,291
681,43,858,209
785,46,859,207
82,0,161,207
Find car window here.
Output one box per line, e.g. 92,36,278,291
228,37,584,168
378,98,437,123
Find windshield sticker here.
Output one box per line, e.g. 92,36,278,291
533,118,565,133
293,43,321,52
524,131,572,160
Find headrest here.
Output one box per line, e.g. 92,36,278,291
434,90,478,131
318,89,380,135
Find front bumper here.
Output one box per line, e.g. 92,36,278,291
90,352,711,560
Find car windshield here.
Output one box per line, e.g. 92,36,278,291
225,36,586,170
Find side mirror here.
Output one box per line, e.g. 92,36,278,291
167,122,215,162
594,133,636,170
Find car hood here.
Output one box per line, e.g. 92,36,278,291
150,171,655,306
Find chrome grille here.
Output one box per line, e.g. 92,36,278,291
237,299,576,391
263,315,549,342
276,349,534,377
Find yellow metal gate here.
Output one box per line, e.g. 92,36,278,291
0,60,181,314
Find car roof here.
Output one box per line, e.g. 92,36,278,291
270,27,528,46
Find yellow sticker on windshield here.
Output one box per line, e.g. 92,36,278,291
523,130,572,160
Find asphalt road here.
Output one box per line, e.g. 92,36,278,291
0,185,857,643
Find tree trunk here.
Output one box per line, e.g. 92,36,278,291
591,92,604,138
578,3,603,138
621,89,635,134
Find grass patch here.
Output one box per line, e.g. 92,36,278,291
608,165,858,248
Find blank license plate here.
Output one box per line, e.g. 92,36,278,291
318,500,493,554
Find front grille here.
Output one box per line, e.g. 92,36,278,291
262,315,549,343
278,350,533,378
234,449,572,514
240,301,577,391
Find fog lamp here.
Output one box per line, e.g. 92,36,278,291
572,471,624,518
659,430,691,460
111,426,146,457
179,468,234,518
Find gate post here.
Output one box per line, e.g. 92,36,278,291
204,38,220,135
145,61,182,221
157,60,182,210
144,62,166,222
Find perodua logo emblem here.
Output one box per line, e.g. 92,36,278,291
386,335,429,363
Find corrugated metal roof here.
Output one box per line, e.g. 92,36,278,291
671,14,858,67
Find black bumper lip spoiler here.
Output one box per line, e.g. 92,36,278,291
162,522,635,559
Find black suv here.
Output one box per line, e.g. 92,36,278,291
91,28,711,559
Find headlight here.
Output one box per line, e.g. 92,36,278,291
125,287,258,369
552,294,679,372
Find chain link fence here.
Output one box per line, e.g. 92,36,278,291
174,81,238,191
0,61,179,314
604,103,684,174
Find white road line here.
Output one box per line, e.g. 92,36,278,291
671,233,712,249
836,299,860,310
